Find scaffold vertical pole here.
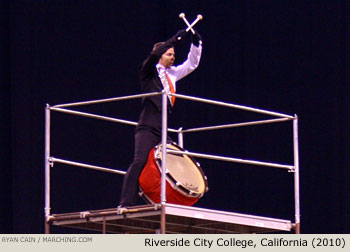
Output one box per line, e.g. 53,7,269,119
160,91,168,234
178,127,184,148
293,115,301,234
44,104,51,234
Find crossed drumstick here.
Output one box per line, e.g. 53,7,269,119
177,13,203,40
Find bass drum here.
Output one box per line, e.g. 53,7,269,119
139,143,208,206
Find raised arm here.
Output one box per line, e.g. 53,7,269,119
140,30,187,81
170,30,203,81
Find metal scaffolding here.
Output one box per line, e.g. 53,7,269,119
44,90,300,234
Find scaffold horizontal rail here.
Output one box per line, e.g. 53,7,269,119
166,149,294,170
49,107,179,133
50,107,138,126
52,92,162,108
172,93,294,119
50,157,126,175
181,118,293,133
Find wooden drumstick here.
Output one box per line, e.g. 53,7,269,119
186,14,203,32
179,13,195,34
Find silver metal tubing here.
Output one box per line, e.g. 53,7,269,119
52,92,162,108
178,127,184,148
161,91,168,204
161,91,168,234
167,150,294,170
44,104,51,219
50,107,138,126
172,93,294,119
293,115,301,233
50,107,179,133
181,118,293,133
50,157,126,175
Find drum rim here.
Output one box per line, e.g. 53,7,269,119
138,188,154,204
154,142,208,198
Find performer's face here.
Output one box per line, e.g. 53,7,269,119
159,47,175,68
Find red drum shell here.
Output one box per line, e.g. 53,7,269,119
139,148,199,206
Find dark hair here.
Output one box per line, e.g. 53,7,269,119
152,42,165,52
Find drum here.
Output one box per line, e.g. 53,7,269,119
139,143,208,206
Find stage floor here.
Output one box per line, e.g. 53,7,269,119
48,203,293,234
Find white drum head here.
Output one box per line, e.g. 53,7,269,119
156,143,207,196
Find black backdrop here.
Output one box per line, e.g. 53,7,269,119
1,0,349,233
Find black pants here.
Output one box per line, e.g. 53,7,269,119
119,129,171,206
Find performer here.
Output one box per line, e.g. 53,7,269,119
117,29,202,213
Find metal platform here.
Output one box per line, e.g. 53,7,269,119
45,92,300,234
48,203,294,234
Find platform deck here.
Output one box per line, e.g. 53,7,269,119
48,203,293,234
